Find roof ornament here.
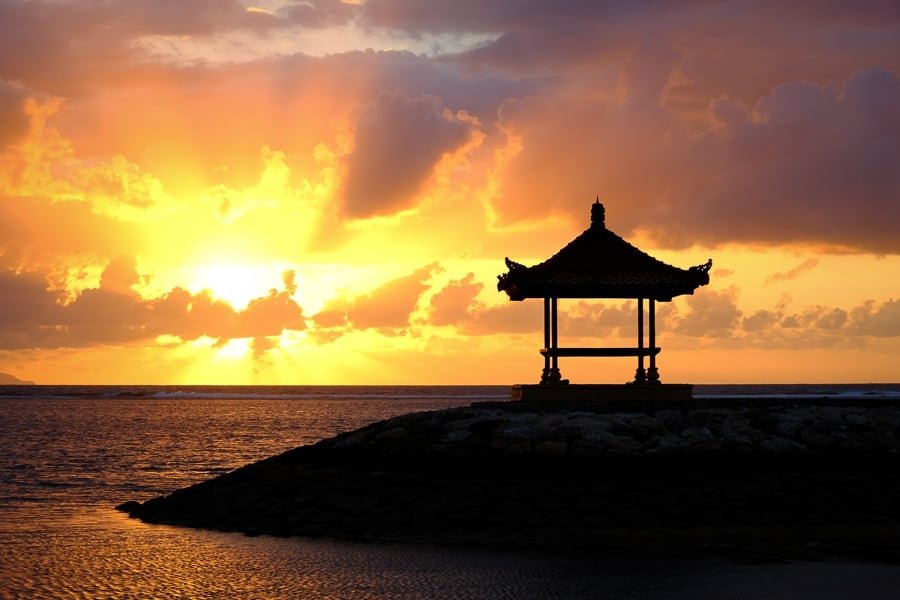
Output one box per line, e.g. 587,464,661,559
590,197,605,228
690,259,713,274
504,257,526,271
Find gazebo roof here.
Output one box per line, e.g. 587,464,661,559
497,200,712,301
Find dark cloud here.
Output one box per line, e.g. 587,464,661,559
777,305,850,332
2,0,897,256
493,59,900,253
0,262,305,349
363,1,683,37
0,371,33,384
116,0,278,35
0,81,30,149
0,267,63,348
741,309,782,333
282,0,357,28
0,0,282,94
367,1,899,99
848,299,900,337
678,67,900,252
736,297,900,347
340,90,481,218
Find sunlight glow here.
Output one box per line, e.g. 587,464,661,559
216,337,252,360
188,263,286,310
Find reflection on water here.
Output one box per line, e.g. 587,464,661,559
4,508,900,599
1,508,624,599
2,386,900,598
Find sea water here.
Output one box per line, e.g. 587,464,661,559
2,384,900,599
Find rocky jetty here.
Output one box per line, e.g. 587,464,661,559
119,400,900,560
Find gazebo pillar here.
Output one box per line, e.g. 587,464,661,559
551,297,560,382
635,298,647,383
541,297,551,383
648,298,660,383
540,296,563,385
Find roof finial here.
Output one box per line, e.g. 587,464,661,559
591,196,605,228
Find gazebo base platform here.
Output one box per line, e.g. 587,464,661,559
511,383,693,409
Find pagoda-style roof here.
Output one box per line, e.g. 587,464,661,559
498,200,712,301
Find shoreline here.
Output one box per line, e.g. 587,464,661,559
118,396,900,562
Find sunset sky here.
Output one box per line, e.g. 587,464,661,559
1,0,898,384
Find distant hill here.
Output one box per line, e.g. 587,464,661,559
0,372,36,385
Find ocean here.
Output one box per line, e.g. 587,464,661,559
2,384,900,599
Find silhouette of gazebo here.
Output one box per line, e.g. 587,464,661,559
498,199,711,395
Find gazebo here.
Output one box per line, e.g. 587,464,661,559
497,199,711,401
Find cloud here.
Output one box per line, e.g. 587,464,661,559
736,297,900,348
282,0,357,28
428,273,481,326
0,80,30,149
460,302,541,336
670,287,743,337
426,272,546,336
364,1,899,94
741,309,783,333
683,66,900,252
0,0,285,95
0,197,143,269
491,54,900,253
340,90,482,218
0,261,305,349
0,371,34,384
848,299,900,337
0,95,177,224
559,301,637,339
314,263,439,334
489,43,684,222
234,288,305,338
765,258,820,284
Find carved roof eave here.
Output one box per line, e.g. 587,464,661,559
497,274,709,302
496,202,712,302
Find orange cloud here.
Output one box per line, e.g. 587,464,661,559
765,258,820,284
428,272,480,326
314,263,439,335
669,287,743,338
0,261,304,349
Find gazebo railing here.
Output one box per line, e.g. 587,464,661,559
540,347,659,358
539,297,661,385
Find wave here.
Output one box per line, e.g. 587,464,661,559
0,385,511,402
2,383,898,401
693,383,900,400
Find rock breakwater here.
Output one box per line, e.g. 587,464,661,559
119,401,900,559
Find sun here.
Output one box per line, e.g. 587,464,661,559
187,262,285,310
